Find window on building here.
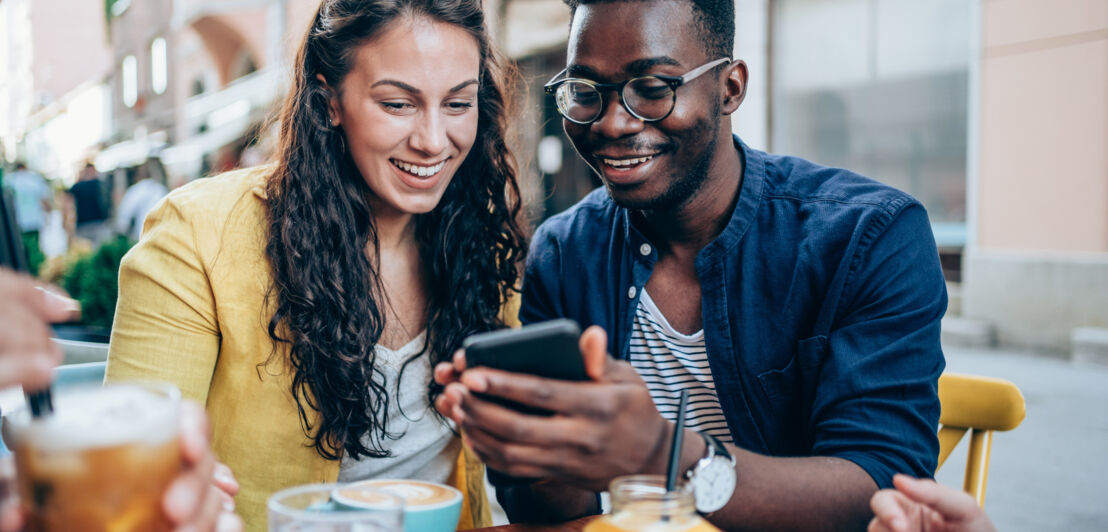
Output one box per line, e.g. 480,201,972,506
122,55,138,107
771,0,971,249
151,38,168,95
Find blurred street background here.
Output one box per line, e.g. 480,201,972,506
1,0,1107,528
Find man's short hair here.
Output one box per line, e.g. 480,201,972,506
563,0,734,59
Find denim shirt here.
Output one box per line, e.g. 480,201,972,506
519,136,946,488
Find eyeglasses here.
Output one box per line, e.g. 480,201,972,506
544,57,731,125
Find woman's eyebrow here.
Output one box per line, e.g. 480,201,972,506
368,79,479,94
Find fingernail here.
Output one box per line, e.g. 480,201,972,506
215,470,237,488
223,499,236,512
38,287,80,314
464,373,488,393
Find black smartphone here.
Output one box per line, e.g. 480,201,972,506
463,319,587,381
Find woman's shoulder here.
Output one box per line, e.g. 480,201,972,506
144,165,273,253
164,165,273,213
153,165,272,229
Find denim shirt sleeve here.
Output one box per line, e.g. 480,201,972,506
812,201,946,488
519,222,565,326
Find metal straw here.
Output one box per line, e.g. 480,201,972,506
25,387,54,418
665,389,690,492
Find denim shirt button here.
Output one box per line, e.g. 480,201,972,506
628,286,637,299
639,243,652,256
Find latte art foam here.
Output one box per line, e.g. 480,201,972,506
335,479,460,509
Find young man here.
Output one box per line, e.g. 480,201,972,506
435,0,946,528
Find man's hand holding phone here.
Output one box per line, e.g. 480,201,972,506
432,322,671,492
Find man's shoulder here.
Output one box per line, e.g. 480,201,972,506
758,151,919,216
533,187,618,245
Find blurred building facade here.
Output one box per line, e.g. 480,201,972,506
0,0,112,181
98,0,321,185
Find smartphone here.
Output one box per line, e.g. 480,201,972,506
463,319,587,381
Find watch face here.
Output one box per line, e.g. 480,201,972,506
693,459,736,513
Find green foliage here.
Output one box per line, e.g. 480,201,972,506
63,236,134,329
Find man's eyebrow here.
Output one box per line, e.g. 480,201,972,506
625,56,682,74
565,57,682,80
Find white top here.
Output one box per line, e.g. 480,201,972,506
338,331,460,484
628,290,733,443
115,179,168,240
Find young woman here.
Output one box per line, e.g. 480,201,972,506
105,0,527,528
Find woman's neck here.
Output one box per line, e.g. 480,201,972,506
370,200,418,252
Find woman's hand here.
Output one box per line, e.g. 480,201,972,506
164,401,243,532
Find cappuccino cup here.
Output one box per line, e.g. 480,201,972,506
333,479,462,532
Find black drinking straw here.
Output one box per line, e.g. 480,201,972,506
665,389,690,492
25,387,54,418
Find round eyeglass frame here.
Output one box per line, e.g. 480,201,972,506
543,57,731,125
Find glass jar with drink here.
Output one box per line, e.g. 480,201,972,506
584,475,721,532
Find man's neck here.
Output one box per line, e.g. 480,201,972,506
638,136,743,256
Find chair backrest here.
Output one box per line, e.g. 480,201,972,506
53,361,107,389
936,372,1026,508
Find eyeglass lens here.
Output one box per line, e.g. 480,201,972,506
556,77,675,123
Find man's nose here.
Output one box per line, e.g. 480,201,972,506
590,92,645,139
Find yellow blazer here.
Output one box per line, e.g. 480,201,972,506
106,166,506,531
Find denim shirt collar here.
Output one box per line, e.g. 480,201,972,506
620,134,766,271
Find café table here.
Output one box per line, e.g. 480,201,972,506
474,516,598,531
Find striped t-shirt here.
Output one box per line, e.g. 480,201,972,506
629,289,733,444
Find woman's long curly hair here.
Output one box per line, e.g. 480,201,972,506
263,0,527,461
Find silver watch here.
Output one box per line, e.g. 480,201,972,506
686,431,736,513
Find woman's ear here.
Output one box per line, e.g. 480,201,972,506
721,60,748,115
316,73,341,127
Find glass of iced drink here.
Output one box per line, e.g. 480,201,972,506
584,475,721,532
1,382,182,532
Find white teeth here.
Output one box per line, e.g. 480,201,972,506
602,155,654,167
392,159,446,177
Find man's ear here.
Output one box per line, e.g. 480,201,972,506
721,60,748,115
316,73,341,127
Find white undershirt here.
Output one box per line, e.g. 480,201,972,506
337,331,460,484
629,290,733,444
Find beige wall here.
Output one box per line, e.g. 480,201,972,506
977,0,1108,252
964,0,1108,353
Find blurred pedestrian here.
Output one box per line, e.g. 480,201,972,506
115,160,168,241
68,163,110,246
1,163,51,275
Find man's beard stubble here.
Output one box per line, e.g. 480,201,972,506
610,99,722,212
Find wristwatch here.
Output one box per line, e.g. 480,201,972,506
686,431,736,513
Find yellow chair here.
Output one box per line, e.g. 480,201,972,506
935,372,1026,508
